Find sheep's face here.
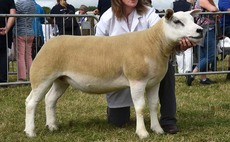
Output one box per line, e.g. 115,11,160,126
164,9,203,44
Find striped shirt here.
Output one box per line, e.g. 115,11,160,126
14,0,36,36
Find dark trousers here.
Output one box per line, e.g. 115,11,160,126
159,62,177,126
0,48,8,82
32,36,43,60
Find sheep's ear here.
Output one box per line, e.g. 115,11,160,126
189,9,201,17
165,9,174,20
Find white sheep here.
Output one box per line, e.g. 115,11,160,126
24,9,202,139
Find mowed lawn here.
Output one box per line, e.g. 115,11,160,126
0,74,229,142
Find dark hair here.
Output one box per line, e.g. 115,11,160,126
111,0,148,20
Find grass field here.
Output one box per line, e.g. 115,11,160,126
0,74,229,142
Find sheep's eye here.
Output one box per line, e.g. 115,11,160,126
173,20,184,26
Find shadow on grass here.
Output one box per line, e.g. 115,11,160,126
178,109,230,131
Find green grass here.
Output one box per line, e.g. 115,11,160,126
0,74,230,142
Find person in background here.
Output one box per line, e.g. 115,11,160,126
49,0,81,35
14,0,36,81
0,0,16,83
77,5,89,24
96,0,194,134
218,0,230,80
187,0,218,85
172,0,194,86
32,0,45,59
77,4,94,35
78,4,88,16
93,0,111,18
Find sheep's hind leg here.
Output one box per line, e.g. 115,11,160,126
45,79,69,132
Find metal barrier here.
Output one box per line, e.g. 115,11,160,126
0,14,99,86
173,11,230,76
0,12,229,86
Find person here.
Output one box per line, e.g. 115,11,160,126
78,4,88,17
187,0,218,85
13,0,36,81
0,0,16,83
77,4,94,35
49,0,81,36
96,0,194,134
93,0,111,18
32,0,45,59
218,0,230,80
172,0,194,86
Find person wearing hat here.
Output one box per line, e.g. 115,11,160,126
77,4,94,35
78,5,88,23
79,5,88,15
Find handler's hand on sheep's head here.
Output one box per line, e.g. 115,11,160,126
177,37,196,51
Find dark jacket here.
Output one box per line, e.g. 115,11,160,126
173,0,192,12
50,4,80,35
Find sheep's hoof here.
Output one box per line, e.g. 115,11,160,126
46,124,58,131
151,126,164,134
136,130,149,139
24,130,37,137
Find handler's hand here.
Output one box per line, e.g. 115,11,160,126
177,37,196,51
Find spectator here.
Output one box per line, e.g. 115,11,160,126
49,0,81,35
32,0,45,59
78,5,88,24
14,0,36,81
96,0,194,134
172,0,194,86
77,4,94,35
188,0,218,85
93,0,111,18
0,0,16,83
218,0,230,80
78,5,88,15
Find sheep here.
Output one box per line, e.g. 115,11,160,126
24,9,202,139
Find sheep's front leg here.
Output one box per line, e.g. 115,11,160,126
146,84,164,134
129,80,149,139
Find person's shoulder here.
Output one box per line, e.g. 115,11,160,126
51,4,57,10
145,7,158,17
38,5,45,14
9,0,15,4
52,4,62,9
51,4,60,13
100,8,113,21
68,4,75,9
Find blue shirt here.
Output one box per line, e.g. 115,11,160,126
32,1,45,39
218,0,230,28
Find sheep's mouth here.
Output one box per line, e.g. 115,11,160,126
188,35,203,39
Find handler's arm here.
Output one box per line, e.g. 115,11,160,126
0,8,16,35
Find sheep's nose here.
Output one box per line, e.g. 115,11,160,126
196,28,203,34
